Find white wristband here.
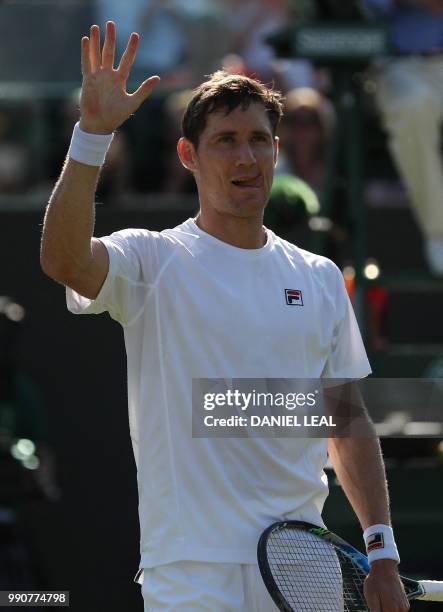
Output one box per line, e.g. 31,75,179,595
68,122,114,166
363,524,400,564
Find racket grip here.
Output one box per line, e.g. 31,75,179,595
417,580,443,601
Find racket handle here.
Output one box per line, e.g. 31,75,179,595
416,580,443,601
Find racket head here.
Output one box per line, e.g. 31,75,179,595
257,521,370,612
257,521,427,611
258,521,371,611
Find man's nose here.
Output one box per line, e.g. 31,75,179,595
236,142,256,165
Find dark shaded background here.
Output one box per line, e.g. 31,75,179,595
1,209,192,611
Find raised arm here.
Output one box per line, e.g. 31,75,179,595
40,22,160,299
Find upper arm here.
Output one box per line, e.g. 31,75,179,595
64,238,109,300
320,261,371,380
65,228,175,324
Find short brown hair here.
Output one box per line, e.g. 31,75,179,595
182,71,284,149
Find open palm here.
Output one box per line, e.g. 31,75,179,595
79,21,160,135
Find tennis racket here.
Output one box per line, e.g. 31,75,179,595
257,521,443,611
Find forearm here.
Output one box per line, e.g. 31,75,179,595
40,155,100,280
328,423,391,529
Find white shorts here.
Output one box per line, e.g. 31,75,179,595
138,561,279,612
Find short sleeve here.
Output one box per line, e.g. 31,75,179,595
321,266,372,380
66,228,171,326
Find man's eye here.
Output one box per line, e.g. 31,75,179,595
252,135,267,142
219,136,234,143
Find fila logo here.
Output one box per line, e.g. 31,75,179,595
366,533,384,552
285,289,303,306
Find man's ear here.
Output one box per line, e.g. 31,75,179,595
177,137,198,172
273,136,279,168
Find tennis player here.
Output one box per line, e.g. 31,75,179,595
40,22,410,612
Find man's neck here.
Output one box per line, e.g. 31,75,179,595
195,211,266,249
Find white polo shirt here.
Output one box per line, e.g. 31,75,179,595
66,218,371,569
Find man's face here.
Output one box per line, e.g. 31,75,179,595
182,102,278,219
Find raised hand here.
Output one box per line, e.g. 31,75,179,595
79,21,160,134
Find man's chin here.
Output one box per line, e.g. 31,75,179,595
229,194,268,216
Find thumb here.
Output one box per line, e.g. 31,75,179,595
129,76,161,111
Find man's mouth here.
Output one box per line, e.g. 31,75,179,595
231,175,262,189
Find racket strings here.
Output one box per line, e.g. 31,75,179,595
267,529,369,611
336,549,369,611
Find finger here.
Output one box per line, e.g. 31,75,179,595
129,76,161,110
89,24,101,71
117,32,139,80
81,36,91,76
102,20,115,69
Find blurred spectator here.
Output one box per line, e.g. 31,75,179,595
162,89,196,194
219,0,291,82
95,0,190,85
366,0,443,275
277,87,335,193
176,0,228,84
220,54,250,77
273,58,317,92
266,0,319,91
94,3,219,195
276,87,355,265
